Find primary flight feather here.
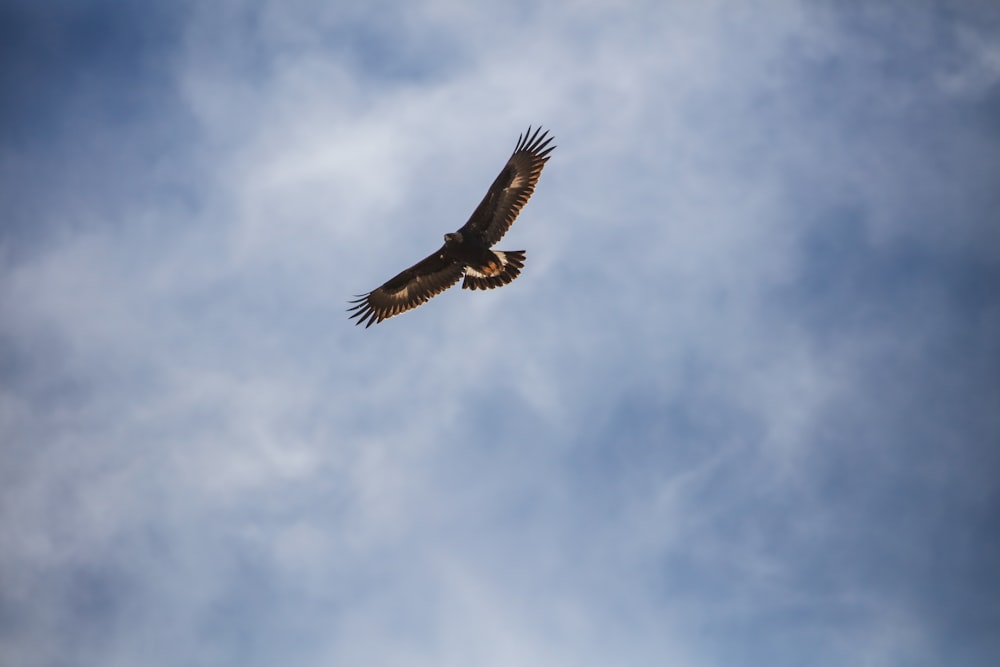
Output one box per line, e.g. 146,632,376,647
348,126,555,327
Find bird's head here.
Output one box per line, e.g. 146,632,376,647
444,232,463,244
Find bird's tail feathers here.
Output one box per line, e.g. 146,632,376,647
462,250,525,290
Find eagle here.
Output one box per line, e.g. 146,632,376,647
348,126,555,327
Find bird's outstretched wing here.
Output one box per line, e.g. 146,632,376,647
348,247,465,327
459,126,555,247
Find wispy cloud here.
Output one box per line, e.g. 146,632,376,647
2,1,998,665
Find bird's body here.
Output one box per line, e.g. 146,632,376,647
348,126,554,327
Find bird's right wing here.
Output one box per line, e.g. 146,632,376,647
348,247,465,327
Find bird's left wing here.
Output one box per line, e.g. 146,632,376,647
459,126,555,247
348,247,465,327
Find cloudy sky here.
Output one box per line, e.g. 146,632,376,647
2,1,999,665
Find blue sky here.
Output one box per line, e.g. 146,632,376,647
2,1,999,665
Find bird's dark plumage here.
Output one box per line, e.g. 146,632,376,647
348,126,554,327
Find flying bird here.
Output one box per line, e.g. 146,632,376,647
348,126,555,327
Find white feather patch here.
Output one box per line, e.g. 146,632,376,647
466,254,508,278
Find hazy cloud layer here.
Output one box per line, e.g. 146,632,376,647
2,1,998,665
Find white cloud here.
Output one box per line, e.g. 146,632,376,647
2,1,998,665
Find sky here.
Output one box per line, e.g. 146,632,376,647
1,1,999,665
